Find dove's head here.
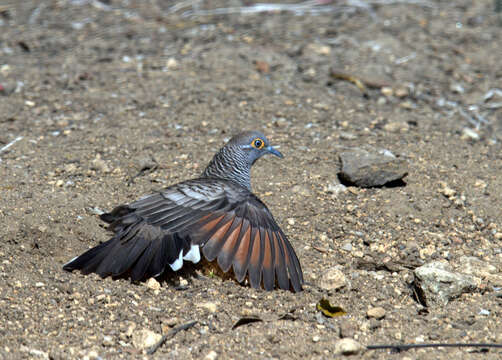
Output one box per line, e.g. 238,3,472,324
227,130,283,164
202,130,283,190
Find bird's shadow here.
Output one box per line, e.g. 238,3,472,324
111,258,237,290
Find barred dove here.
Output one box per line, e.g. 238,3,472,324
63,131,303,292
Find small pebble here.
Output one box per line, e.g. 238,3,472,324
166,57,179,69
197,302,218,313
204,350,218,360
461,127,479,141
334,338,362,355
145,278,160,291
367,307,386,319
132,329,162,350
384,122,409,133
319,267,347,291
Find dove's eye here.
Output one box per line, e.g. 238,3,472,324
251,138,264,149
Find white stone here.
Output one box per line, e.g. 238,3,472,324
334,338,363,355
132,329,162,350
197,302,218,313
145,278,160,291
204,350,218,360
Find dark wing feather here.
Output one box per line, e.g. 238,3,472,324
63,179,303,292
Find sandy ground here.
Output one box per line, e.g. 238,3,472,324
1,0,502,359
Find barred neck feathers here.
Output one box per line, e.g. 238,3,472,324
202,145,252,190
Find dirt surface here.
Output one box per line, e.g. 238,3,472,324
1,0,502,359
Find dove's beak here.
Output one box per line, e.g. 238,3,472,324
267,146,283,158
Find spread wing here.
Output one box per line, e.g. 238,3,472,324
63,179,303,292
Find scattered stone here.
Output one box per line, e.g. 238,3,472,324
312,335,320,343
163,317,178,327
324,183,347,195
273,117,290,128
377,96,387,105
197,301,218,313
125,323,137,337
456,256,502,286
291,184,312,196
166,57,179,69
28,348,49,359
83,350,100,360
254,60,270,73
334,338,363,355
204,350,218,360
64,163,78,173
307,43,331,55
479,309,490,316
450,83,465,94
413,261,478,306
395,86,409,98
136,156,157,172
145,278,161,291
367,307,386,319
341,242,353,252
102,335,114,346
339,149,408,187
381,87,393,97
439,183,456,198
0,81,16,95
132,328,163,350
319,266,347,291
339,321,358,338
384,121,409,133
91,155,111,173
461,127,480,141
339,132,358,140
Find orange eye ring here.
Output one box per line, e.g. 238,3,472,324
251,138,265,149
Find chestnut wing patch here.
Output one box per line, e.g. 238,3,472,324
191,195,303,292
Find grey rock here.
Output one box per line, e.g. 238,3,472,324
319,266,347,291
456,256,502,286
132,329,163,350
366,306,386,319
413,261,478,306
338,149,408,187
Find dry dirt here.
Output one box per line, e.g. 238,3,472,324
1,0,502,359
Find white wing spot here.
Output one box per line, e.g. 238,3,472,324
183,244,200,263
169,250,184,271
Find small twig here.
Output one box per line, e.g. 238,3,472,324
0,136,23,154
180,1,342,17
146,320,197,355
330,68,391,97
313,246,329,254
367,343,502,351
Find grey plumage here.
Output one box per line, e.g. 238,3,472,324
64,131,303,292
